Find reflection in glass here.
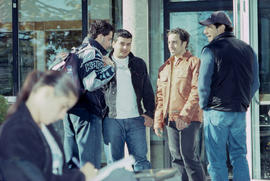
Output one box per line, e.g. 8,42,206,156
0,33,13,95
259,3,270,95
18,0,82,87
258,0,270,179
170,11,233,58
0,1,12,96
259,105,270,179
18,32,35,89
20,0,82,22
46,31,81,66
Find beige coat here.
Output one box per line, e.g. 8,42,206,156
154,51,203,129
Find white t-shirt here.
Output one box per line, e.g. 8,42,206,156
113,55,139,119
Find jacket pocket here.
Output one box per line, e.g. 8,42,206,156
160,76,168,82
176,70,189,78
177,81,191,101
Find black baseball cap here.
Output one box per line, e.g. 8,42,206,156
199,11,232,27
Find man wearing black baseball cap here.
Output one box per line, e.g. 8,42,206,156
199,11,232,26
199,11,233,42
198,11,260,181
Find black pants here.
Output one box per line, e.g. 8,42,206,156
166,121,205,181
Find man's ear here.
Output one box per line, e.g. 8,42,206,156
218,24,226,34
182,41,187,49
44,86,55,97
36,86,54,100
112,40,116,49
95,34,104,43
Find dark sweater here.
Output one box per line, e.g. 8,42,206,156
0,103,85,181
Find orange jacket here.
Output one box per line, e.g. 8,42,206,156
154,51,203,129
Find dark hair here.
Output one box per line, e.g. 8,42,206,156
33,71,79,97
167,28,190,48
214,23,233,32
6,71,79,118
113,29,132,42
88,20,114,39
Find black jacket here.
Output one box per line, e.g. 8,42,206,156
203,32,256,112
0,103,85,181
103,51,155,118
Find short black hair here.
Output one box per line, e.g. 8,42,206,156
167,28,190,48
88,20,114,39
214,23,233,32
113,29,132,42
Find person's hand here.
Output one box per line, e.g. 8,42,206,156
80,162,98,181
103,56,114,67
154,128,163,137
142,114,153,127
175,118,189,131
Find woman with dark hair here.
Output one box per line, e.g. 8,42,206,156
0,70,97,181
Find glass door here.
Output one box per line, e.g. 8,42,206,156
256,0,270,179
158,0,233,177
234,0,270,180
169,9,233,177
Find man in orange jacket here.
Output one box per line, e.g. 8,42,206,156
154,28,205,181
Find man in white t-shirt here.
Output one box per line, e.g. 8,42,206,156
103,29,155,172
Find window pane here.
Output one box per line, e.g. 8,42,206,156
259,1,270,94
170,11,233,59
19,0,82,87
0,1,13,96
258,0,270,179
89,0,113,21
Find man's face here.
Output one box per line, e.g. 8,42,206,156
203,24,224,42
168,33,186,57
112,37,132,59
99,31,113,50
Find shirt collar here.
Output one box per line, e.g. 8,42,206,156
168,51,192,65
89,38,108,56
211,32,235,44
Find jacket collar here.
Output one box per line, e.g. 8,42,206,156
15,102,33,121
89,38,108,56
167,51,192,65
158,51,192,76
108,50,135,64
210,32,235,45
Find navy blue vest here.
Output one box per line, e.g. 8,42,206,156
204,32,255,112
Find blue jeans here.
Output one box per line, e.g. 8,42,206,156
167,121,205,181
203,110,250,181
103,116,151,172
63,108,102,168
